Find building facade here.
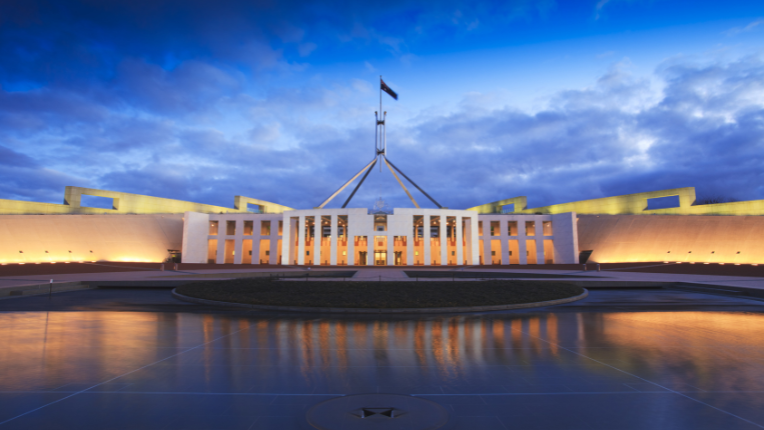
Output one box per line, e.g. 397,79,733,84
1,186,763,266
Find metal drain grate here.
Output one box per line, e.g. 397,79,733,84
307,394,448,430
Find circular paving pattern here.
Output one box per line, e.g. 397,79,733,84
306,394,449,430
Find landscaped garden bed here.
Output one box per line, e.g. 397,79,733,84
175,278,584,308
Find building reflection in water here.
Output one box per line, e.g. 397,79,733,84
0,311,763,394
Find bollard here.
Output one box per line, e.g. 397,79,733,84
48,279,53,300
160,264,165,271
582,264,587,271
174,263,178,271
597,264,601,272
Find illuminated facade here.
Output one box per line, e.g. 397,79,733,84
1,186,764,265
180,209,578,266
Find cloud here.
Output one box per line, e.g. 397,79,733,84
3,55,764,210
594,0,611,20
298,42,317,57
724,18,764,36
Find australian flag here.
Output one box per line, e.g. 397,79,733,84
381,79,398,100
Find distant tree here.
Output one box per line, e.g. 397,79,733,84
696,196,739,205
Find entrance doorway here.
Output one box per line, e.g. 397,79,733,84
375,250,387,265
394,251,402,265
358,251,368,266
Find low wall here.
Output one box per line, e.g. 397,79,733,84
578,214,764,264
0,214,183,264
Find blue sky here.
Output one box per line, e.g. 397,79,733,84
1,0,763,210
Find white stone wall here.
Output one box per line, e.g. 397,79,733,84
180,209,577,266
0,214,183,264
181,212,283,264
475,213,578,265
181,212,210,264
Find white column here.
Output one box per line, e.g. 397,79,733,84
482,221,492,265
252,234,261,265
500,218,509,265
461,217,470,266
347,221,355,266
297,216,305,265
518,218,528,265
470,216,479,265
407,232,414,266
367,235,373,266
440,216,447,266
330,215,338,266
216,227,226,264
233,220,243,264
535,221,545,264
456,216,464,266
269,220,278,264
286,217,297,265
423,215,431,266
313,216,321,266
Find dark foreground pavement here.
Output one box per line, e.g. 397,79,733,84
0,288,763,429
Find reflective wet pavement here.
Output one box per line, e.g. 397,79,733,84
1,290,764,429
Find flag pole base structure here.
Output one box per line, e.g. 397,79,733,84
317,77,442,209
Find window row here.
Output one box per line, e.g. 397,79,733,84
480,239,556,265
209,220,283,236
478,220,553,237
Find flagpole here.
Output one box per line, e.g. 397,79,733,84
379,75,383,172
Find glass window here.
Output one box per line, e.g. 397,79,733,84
374,215,387,232
209,221,219,235
261,221,271,236
525,221,536,236
430,216,440,238
543,221,553,236
226,220,236,235
490,221,500,236
413,216,424,238
243,221,253,235
507,221,518,236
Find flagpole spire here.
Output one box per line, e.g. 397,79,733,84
318,76,442,209
379,75,383,171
